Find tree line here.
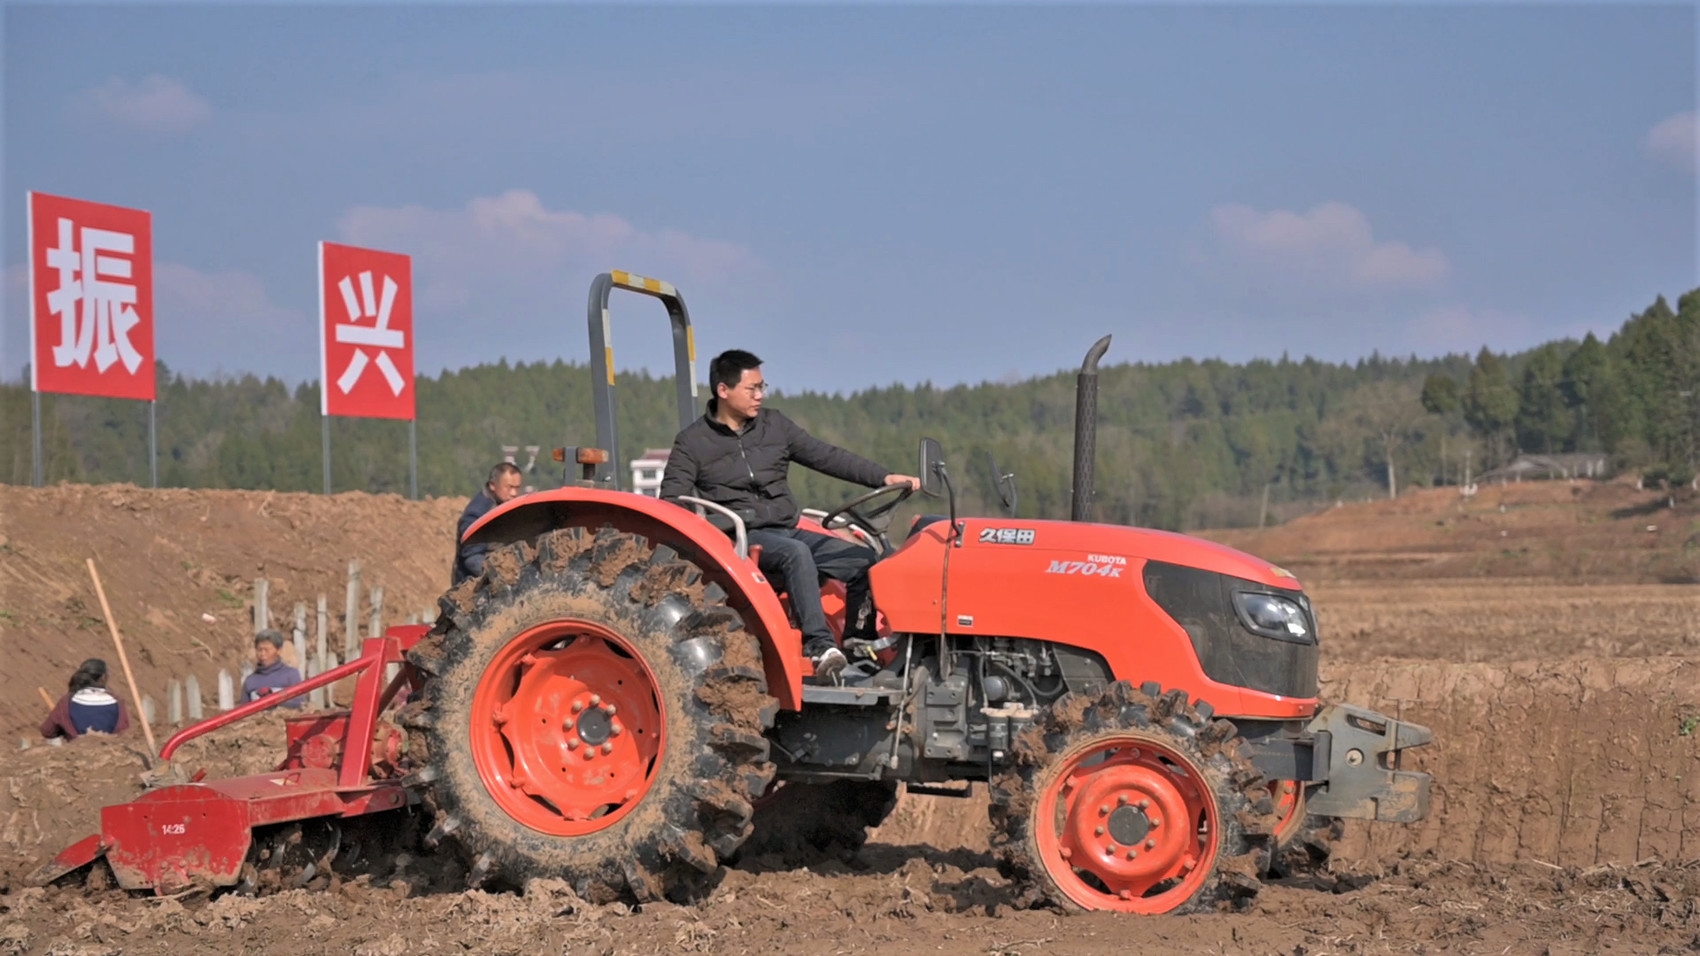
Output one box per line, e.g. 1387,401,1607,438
4,289,1694,531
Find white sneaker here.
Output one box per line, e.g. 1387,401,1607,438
810,646,847,684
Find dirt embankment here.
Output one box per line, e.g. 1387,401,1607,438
0,484,465,741
1200,476,1700,585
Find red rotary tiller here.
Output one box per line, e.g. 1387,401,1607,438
29,626,432,894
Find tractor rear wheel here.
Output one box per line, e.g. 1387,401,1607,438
730,779,900,865
1270,779,1306,847
403,525,778,904
989,682,1278,915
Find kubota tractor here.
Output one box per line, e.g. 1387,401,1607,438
32,270,1431,913
401,271,1433,914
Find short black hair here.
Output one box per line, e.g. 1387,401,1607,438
487,461,522,485
709,349,762,394
69,658,108,693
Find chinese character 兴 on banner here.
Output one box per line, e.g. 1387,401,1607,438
319,242,415,421
28,192,156,401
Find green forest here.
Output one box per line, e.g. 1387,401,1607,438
5,290,1696,532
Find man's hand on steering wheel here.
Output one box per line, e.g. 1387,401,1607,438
818,476,918,549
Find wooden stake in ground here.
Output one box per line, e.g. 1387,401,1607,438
85,558,158,764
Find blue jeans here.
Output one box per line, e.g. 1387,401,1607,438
747,527,877,649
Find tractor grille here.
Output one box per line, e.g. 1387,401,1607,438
1140,561,1319,699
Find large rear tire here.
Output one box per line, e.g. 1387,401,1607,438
989,682,1278,914
403,525,778,904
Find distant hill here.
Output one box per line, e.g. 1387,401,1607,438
4,289,1694,532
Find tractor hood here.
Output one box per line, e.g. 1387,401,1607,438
940,516,1304,592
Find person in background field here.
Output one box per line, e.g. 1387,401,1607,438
40,658,131,740
242,629,304,708
452,461,525,585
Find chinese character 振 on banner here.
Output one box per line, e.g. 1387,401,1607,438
29,192,155,401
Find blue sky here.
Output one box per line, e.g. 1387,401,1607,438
3,2,1695,396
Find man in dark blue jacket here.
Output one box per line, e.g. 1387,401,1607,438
659,349,918,683
452,461,525,585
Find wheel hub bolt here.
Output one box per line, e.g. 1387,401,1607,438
1094,826,1104,837
566,739,579,750
563,718,574,730
609,721,623,737
1137,798,1150,809
604,704,617,716
1098,805,1109,816
1117,795,1128,807
572,701,584,713
590,695,602,707
1125,850,1137,860
1145,839,1156,850
601,742,614,755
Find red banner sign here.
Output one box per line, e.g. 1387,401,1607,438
319,241,415,421
29,192,156,401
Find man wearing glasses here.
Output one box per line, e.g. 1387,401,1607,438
659,349,920,683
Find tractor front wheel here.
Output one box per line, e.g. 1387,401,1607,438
403,526,778,904
990,682,1278,915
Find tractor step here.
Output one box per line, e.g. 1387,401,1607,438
800,684,902,707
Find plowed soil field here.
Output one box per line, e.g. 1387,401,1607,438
3,479,1698,955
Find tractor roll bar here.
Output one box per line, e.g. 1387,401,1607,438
587,271,700,490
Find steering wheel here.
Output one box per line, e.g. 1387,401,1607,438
817,482,916,549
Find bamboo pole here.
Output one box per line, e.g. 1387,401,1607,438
85,558,157,764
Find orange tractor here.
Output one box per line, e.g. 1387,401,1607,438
34,271,1432,914
407,272,1432,913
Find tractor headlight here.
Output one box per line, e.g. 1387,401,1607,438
1231,591,1314,644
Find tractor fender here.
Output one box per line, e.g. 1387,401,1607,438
462,488,806,710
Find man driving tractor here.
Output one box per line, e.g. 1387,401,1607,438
659,348,920,683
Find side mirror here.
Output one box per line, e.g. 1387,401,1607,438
919,437,945,499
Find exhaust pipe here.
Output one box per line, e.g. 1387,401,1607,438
1071,335,1112,522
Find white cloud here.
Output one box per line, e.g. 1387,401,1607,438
338,190,760,302
1208,201,1450,292
334,191,768,373
1645,111,1697,174
153,264,314,380
78,75,211,133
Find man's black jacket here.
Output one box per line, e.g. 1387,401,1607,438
451,488,500,585
659,401,891,531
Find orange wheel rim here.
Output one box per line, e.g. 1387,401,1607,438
1270,779,1305,845
1033,735,1220,913
470,620,665,836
